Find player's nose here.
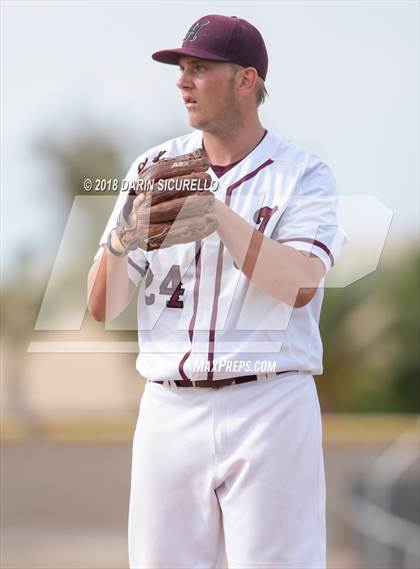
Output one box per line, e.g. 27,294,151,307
176,69,194,90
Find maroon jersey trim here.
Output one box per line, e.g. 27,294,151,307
210,130,268,179
277,237,335,267
178,241,203,381
128,256,146,276
206,159,274,381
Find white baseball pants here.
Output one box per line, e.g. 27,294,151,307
128,372,326,569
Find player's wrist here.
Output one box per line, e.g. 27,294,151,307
107,229,128,257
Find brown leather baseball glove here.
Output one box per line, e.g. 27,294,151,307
114,148,217,252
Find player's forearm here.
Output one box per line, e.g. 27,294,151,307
87,241,134,321
214,200,322,306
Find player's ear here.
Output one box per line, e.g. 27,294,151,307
237,67,259,97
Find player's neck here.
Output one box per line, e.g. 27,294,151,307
202,117,266,166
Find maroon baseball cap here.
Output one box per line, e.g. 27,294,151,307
152,15,268,81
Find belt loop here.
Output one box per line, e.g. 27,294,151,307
257,372,275,382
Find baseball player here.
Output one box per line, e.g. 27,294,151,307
87,14,346,569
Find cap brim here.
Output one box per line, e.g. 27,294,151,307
152,47,229,65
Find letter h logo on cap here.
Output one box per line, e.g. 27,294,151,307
183,20,210,42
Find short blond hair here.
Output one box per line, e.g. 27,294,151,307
255,76,269,106
230,63,268,107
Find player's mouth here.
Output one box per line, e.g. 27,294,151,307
183,95,198,109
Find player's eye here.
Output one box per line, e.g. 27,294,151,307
195,65,206,72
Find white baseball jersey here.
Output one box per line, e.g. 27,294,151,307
94,129,346,382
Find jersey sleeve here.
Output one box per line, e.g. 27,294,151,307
270,157,347,273
93,159,148,287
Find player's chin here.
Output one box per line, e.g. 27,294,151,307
187,113,208,130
